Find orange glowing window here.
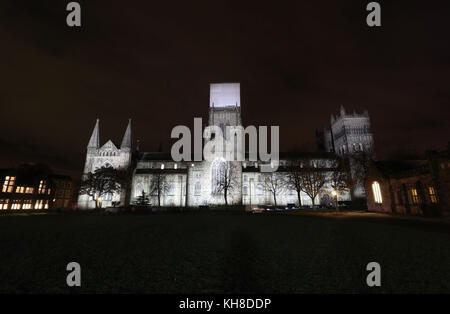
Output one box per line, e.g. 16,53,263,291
428,187,438,204
2,176,16,193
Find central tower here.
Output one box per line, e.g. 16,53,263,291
208,83,242,131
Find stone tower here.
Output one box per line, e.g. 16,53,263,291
208,83,242,130
77,119,133,209
199,83,243,205
330,106,374,157
328,106,375,199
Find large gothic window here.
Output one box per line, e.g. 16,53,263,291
211,158,227,195
135,183,143,197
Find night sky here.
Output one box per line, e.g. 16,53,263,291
1,0,449,179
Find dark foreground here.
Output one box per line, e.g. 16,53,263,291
1,211,450,293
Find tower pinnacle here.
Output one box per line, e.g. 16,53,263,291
87,119,100,149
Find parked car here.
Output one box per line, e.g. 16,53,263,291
245,205,264,213
104,207,121,214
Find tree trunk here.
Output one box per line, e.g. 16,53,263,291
273,193,277,207
297,190,301,207
224,191,228,206
312,197,316,210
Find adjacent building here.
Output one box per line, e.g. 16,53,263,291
0,164,74,210
365,147,450,216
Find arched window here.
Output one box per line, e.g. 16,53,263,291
372,181,382,204
194,181,201,196
243,185,248,195
257,185,263,196
168,184,175,196
135,184,143,197
104,162,113,168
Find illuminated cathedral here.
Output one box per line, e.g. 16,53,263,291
78,83,350,209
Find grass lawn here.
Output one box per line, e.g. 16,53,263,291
1,210,450,293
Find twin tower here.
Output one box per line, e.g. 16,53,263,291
78,119,133,209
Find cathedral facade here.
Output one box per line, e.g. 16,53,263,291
78,83,350,209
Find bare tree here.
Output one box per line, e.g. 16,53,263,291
285,160,304,207
262,172,286,207
149,173,170,207
295,159,327,209
329,158,356,193
348,151,370,197
329,158,356,210
79,166,124,209
213,161,239,205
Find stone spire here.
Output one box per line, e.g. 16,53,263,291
87,119,100,149
120,119,132,150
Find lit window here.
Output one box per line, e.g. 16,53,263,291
15,186,25,194
161,164,165,170
428,187,437,204
22,200,32,209
2,176,16,193
372,181,382,204
0,199,9,210
25,187,34,194
38,180,47,194
411,189,419,204
11,200,21,210
35,199,44,209
174,163,177,170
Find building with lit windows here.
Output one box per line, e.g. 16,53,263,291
0,164,74,210
364,146,450,216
